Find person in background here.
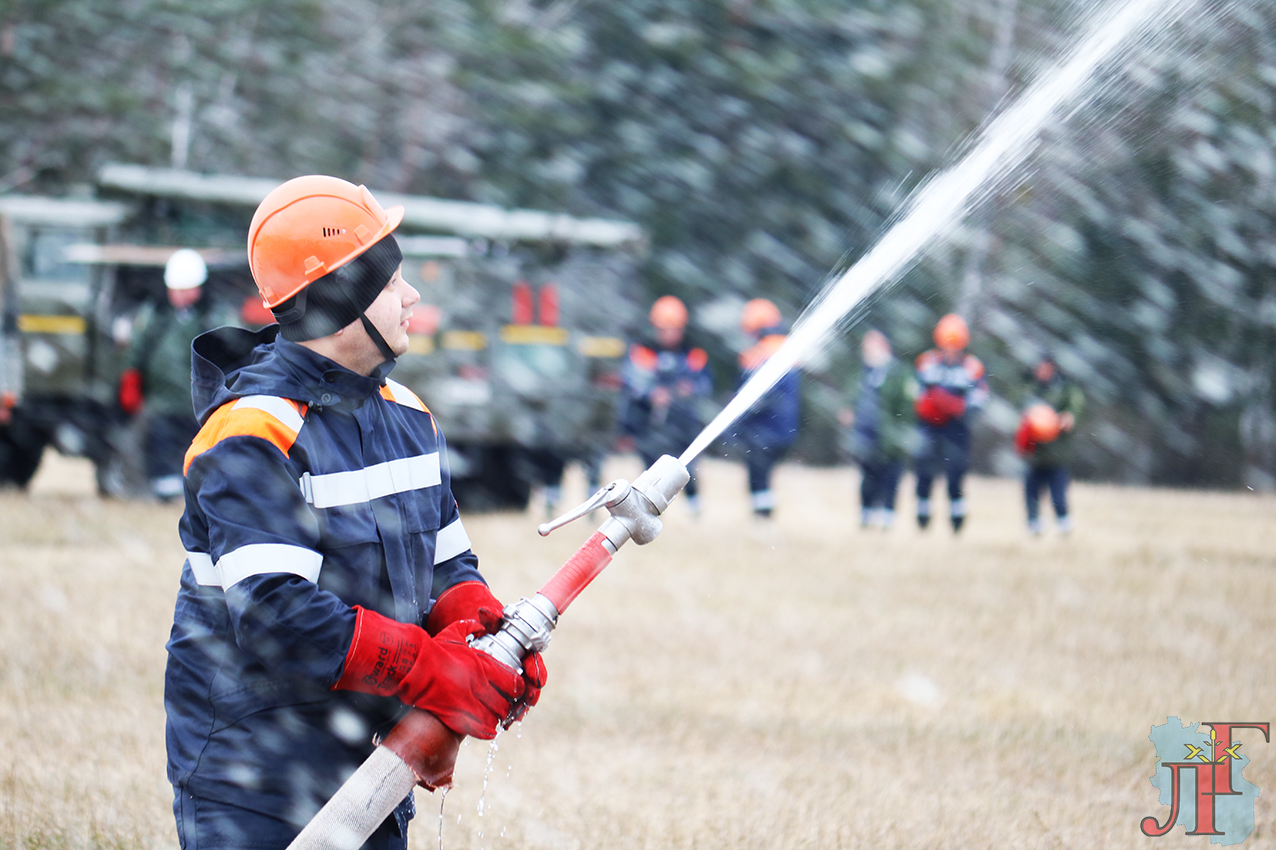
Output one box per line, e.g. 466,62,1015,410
1014,352,1084,535
735,298,801,519
117,249,237,501
840,329,916,529
618,295,713,514
912,313,988,533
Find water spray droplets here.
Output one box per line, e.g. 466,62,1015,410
678,0,1199,467
475,733,502,850
437,787,449,850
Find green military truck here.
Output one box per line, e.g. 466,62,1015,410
0,194,143,493
0,165,646,507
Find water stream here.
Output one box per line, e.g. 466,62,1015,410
678,0,1201,466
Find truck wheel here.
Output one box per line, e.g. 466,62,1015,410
94,422,148,498
451,447,532,512
0,426,47,488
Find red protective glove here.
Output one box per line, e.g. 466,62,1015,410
332,606,524,740
118,368,143,415
427,581,549,724
426,581,505,637
914,387,966,426
1014,419,1036,456
509,651,547,725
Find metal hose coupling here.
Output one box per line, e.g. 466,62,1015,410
469,593,558,673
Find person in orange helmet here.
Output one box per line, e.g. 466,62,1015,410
912,313,988,533
164,176,544,849
735,298,801,519
617,295,713,513
1014,352,1083,535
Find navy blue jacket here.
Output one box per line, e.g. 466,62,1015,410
164,325,483,825
619,336,712,459
734,334,801,451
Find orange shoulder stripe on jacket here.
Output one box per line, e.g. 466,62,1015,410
629,344,659,371
379,381,437,435
739,334,786,371
184,398,307,475
964,354,986,379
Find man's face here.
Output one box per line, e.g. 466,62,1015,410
168,285,202,310
861,330,891,368
362,266,420,358
655,325,683,348
1035,360,1056,383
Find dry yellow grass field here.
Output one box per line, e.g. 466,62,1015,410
2,452,1274,849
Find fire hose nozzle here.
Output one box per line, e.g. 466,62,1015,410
536,455,690,549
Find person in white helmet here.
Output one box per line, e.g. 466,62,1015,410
117,249,236,501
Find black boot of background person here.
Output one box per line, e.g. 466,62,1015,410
951,515,965,533
917,514,930,530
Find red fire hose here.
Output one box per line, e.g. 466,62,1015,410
286,456,688,850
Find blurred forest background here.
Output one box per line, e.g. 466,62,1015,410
2,0,1274,488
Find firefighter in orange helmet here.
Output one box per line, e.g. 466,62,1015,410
735,299,801,519
912,314,988,533
618,295,713,513
165,176,544,848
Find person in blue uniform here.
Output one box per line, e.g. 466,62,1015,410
912,313,988,533
841,329,916,529
734,299,800,519
164,176,546,849
617,295,713,513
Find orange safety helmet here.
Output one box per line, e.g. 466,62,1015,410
933,313,969,351
1024,403,1061,443
649,295,688,330
740,298,782,335
248,175,405,309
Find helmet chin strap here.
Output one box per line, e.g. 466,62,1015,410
360,312,398,366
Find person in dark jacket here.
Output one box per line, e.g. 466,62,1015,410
618,295,713,514
734,298,800,519
165,176,545,850
1014,353,1084,535
841,329,916,529
912,314,988,533
117,249,237,501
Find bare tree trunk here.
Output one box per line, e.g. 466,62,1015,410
957,0,1018,320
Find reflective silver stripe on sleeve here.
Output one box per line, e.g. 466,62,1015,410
299,452,442,509
234,395,306,432
216,543,324,590
186,551,220,586
433,517,472,565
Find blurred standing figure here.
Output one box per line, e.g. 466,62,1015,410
1014,353,1083,535
841,329,915,529
117,249,236,501
618,295,713,513
912,314,988,533
735,299,801,519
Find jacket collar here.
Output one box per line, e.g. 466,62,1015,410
274,337,394,411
